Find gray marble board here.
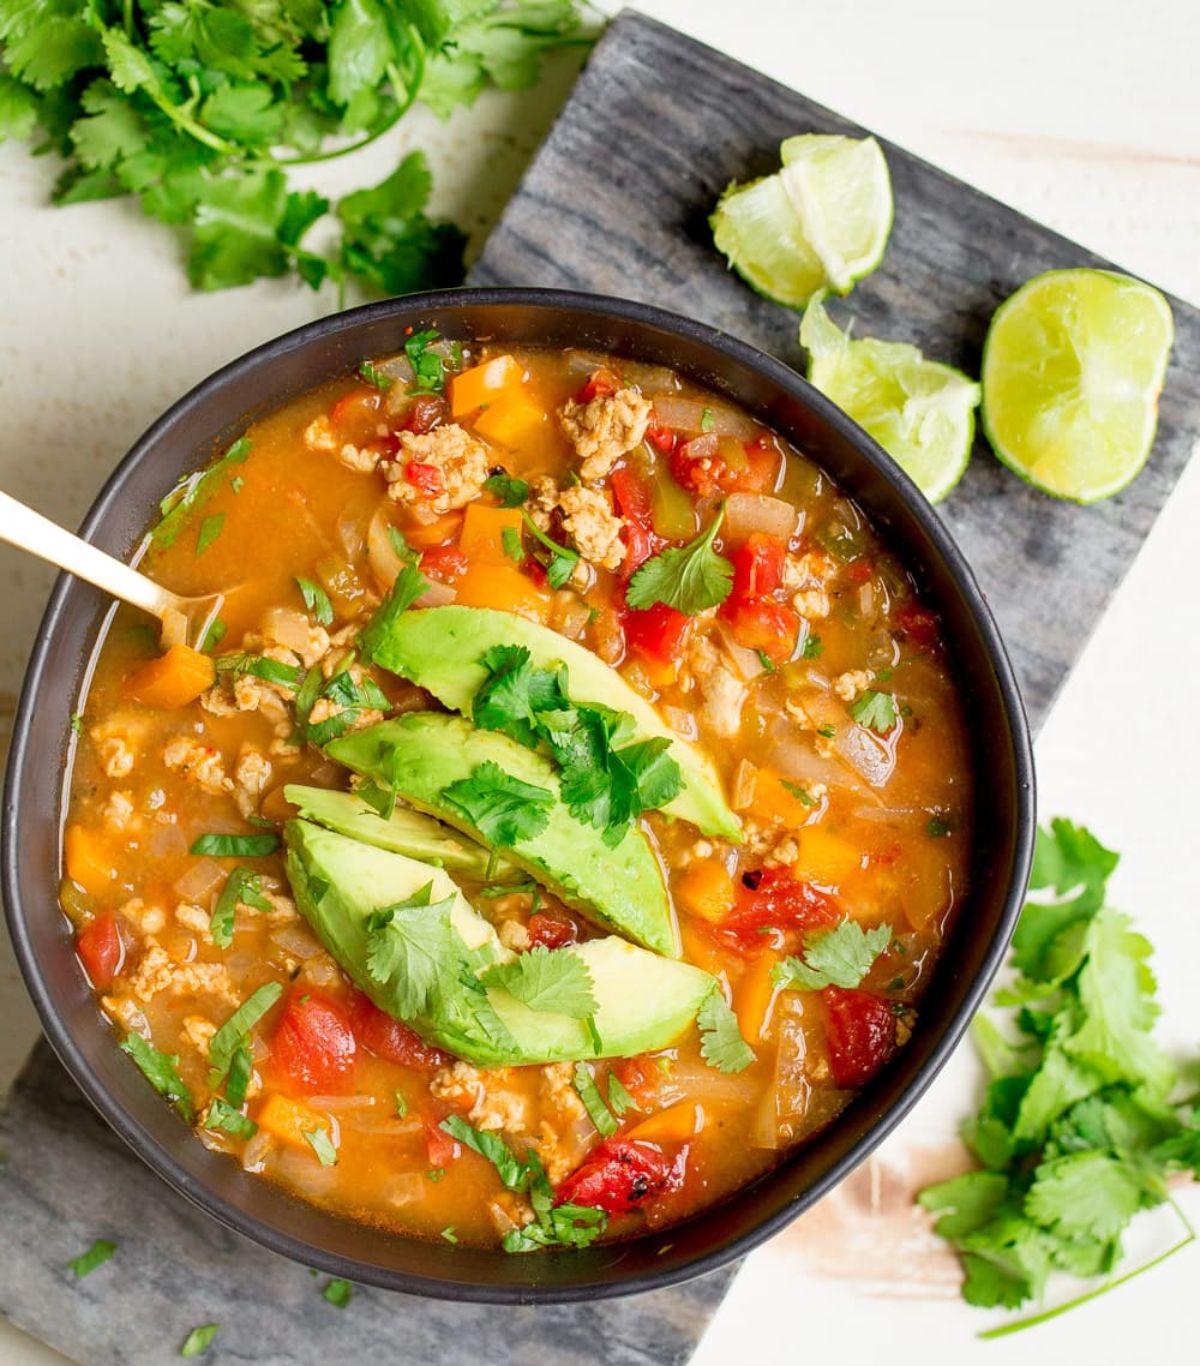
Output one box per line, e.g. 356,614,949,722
4,8,1200,1364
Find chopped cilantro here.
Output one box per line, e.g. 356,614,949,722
305,665,391,746
848,689,898,733
755,648,777,673
697,989,755,1073
442,761,553,848
521,509,579,588
230,476,244,495
120,1033,193,1122
359,360,393,392
426,1167,445,1182
203,1097,257,1140
153,438,250,550
210,867,272,950
199,616,227,652
779,779,816,807
180,1324,219,1358
406,329,452,394
626,505,733,616
440,1226,459,1244
208,982,283,1086
190,832,279,858
225,1044,253,1110
503,1202,606,1252
920,818,1200,1331
699,407,715,432
606,1072,636,1117
772,920,892,992
484,472,530,507
322,1277,354,1308
387,524,418,564
304,1127,338,1166
573,1062,619,1137
501,525,525,563
801,633,824,659
68,1239,117,1279
927,815,952,838
296,575,335,626
394,1089,408,1119
359,561,431,660
363,883,457,1014
440,1115,526,1188
195,513,225,556
817,724,836,739
69,712,84,735
481,945,597,1017
214,653,301,688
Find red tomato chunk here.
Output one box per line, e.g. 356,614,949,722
823,986,897,1088
554,1139,685,1214
349,991,449,1070
270,986,358,1094
77,913,122,990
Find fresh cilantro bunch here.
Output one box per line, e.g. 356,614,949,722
0,0,593,293
470,643,684,845
920,819,1200,1334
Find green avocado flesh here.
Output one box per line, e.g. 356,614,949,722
358,605,742,842
283,784,522,882
327,714,678,958
284,820,715,1065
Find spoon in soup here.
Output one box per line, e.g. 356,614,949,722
0,489,226,651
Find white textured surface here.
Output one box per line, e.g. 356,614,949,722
1,0,1197,1359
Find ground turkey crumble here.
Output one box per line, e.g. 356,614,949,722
558,388,652,481
382,424,490,516
683,634,747,738
527,478,627,572
303,413,381,474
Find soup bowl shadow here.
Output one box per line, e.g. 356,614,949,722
2,288,1034,1303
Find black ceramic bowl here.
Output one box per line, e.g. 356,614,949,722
3,288,1034,1303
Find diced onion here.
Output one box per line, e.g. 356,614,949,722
262,606,314,656
723,493,800,542
416,578,456,608
715,622,765,683
173,858,225,904
242,1129,274,1173
731,759,757,812
652,397,760,439
680,432,718,461
269,923,323,959
367,506,406,590
835,725,896,789
337,506,367,560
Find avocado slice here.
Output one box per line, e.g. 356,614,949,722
358,604,742,842
285,820,715,1065
283,784,522,883
326,713,678,958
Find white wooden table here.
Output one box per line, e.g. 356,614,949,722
2,1,1197,1359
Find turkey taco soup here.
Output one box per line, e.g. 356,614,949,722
61,330,972,1252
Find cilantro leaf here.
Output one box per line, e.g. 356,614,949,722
196,512,225,556
572,1062,619,1137
481,945,597,1017
405,327,455,394
203,1097,258,1140
626,505,733,615
180,1325,220,1358
208,982,283,1085
152,436,250,550
772,920,891,992
322,1277,354,1308
848,689,898,734
473,645,568,746
68,1238,117,1279
484,472,529,507
296,575,335,626
359,360,394,392
120,1033,194,1122
442,761,553,848
304,1126,338,1166
358,560,431,659
1025,1150,1161,1243
521,509,578,588
697,988,755,1073
210,867,273,950
607,1072,636,1117
363,884,458,1015
190,832,279,858
440,1114,526,1188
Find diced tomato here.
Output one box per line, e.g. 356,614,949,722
715,869,840,954
77,912,122,990
845,558,874,585
623,601,692,667
424,1115,461,1167
526,913,579,950
270,986,357,1094
330,389,383,446
420,544,469,581
554,1138,685,1214
611,466,658,576
669,434,780,497
724,597,800,663
579,368,621,403
613,1055,662,1111
727,534,787,599
823,986,897,1087
347,991,449,1070
405,460,444,495
398,393,448,434
524,558,549,589
896,603,941,652
645,421,677,455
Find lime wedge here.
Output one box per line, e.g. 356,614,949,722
711,173,828,308
981,269,1174,503
801,296,981,503
780,135,893,293
711,134,893,308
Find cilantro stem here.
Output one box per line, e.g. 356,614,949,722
980,1200,1196,1339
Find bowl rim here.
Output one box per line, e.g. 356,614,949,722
2,286,1035,1303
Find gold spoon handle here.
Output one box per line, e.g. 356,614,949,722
0,488,187,625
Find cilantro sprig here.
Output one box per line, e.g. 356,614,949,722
920,818,1200,1332
697,989,755,1074
0,3,595,295
626,504,734,615
481,945,597,1018
772,920,892,992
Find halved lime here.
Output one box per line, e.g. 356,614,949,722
981,269,1174,503
711,134,893,309
780,135,893,293
800,296,981,503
